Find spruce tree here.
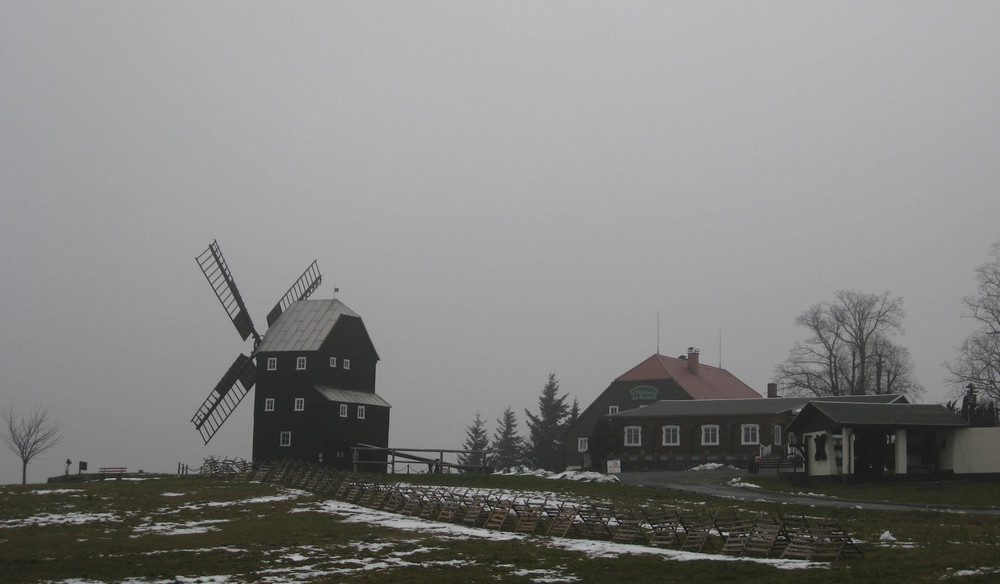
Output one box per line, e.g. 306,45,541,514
458,412,489,470
524,373,571,471
489,407,525,470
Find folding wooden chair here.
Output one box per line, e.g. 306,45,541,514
647,507,683,548
612,509,649,544
716,511,756,556
679,512,714,553
744,515,788,557
545,503,578,537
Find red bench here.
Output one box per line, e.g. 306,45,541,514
99,467,127,480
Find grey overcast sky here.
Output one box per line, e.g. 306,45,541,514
2,2,998,484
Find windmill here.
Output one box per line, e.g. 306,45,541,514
191,240,322,444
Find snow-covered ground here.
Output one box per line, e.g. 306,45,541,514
2,474,955,583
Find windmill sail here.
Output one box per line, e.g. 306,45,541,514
266,260,322,326
191,353,257,444
196,240,260,344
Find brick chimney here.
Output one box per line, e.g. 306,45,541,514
767,382,779,398
687,347,700,375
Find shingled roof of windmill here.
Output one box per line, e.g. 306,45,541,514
256,299,360,353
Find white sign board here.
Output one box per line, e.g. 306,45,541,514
606,459,621,474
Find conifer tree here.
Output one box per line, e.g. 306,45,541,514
525,373,570,471
458,412,489,470
489,407,525,470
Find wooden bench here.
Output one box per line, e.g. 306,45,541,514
99,467,127,480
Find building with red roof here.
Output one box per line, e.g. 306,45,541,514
563,348,761,470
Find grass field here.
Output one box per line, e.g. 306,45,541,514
2,472,999,583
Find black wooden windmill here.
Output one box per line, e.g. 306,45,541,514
191,240,322,444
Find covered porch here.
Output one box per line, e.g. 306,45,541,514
786,401,969,480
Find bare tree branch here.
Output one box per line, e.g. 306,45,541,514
3,403,63,484
776,290,923,399
949,242,1000,401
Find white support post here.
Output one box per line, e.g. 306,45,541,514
841,428,853,476
895,429,908,475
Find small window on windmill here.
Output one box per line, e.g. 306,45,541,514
329,357,337,368
358,405,366,420
343,359,351,370
296,357,307,370
294,398,304,411
267,358,277,371
279,431,291,447
264,398,275,411
339,404,348,417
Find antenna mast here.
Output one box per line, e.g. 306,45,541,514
719,328,723,368
656,313,660,355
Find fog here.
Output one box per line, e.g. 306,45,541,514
2,2,998,483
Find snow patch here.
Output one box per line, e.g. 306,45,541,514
494,467,621,483
305,499,824,569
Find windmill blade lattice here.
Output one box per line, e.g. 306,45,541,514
196,240,260,344
191,353,257,444
266,260,323,327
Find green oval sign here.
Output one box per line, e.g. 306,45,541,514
629,385,659,401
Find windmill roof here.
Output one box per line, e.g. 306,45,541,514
615,354,761,400
609,394,906,419
316,387,391,408
256,299,359,353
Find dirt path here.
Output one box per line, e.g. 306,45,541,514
617,468,1000,515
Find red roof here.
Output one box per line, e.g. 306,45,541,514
615,354,761,400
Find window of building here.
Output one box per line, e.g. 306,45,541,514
264,398,274,412
608,405,619,415
741,424,759,445
358,405,366,420
296,356,307,370
662,425,680,446
773,424,783,446
267,357,277,371
339,404,348,417
624,426,642,447
701,425,719,446
294,398,304,411
343,359,351,370
279,431,291,447
578,437,589,453
329,357,337,368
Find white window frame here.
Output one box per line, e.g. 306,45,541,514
702,425,720,446
267,357,277,371
662,425,680,446
343,358,351,370
296,356,307,370
577,437,589,453
741,424,759,445
329,357,337,368
624,425,642,447
294,398,305,412
279,431,291,447
264,398,274,412
773,424,783,446
339,404,348,417
608,405,619,415
357,405,366,420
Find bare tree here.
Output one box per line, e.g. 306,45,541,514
3,403,63,484
775,290,923,399
948,242,1000,401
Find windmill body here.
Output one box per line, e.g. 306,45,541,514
192,241,390,470
253,299,390,467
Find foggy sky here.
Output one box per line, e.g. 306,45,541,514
2,2,998,484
